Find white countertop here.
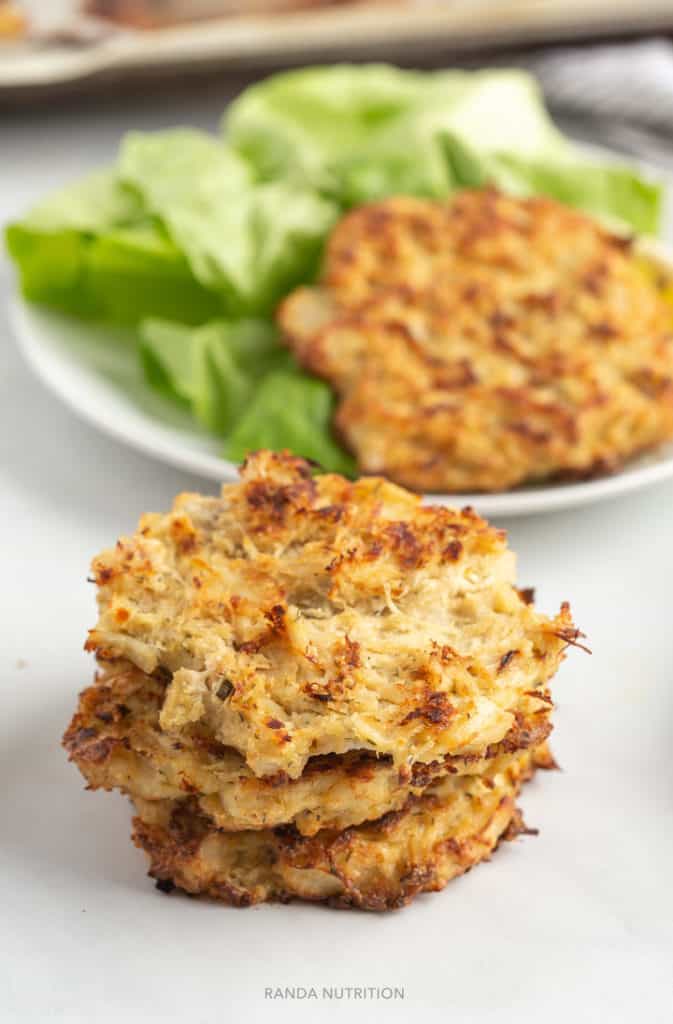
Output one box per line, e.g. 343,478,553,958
2,89,673,1024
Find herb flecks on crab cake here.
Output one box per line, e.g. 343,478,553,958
65,450,579,909
129,745,550,910
279,188,673,493
85,449,574,779
64,658,554,836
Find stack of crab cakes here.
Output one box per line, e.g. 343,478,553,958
64,450,578,910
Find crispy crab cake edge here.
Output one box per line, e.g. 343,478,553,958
85,449,578,780
130,744,551,910
278,189,673,493
63,657,555,836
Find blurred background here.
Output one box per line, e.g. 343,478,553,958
3,1,673,172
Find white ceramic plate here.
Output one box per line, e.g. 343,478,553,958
10,229,673,518
10,256,673,518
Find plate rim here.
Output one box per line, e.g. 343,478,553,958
8,296,240,486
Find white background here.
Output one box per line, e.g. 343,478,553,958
1,84,673,1024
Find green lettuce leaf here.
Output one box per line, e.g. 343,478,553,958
141,316,355,473
15,168,143,232
86,226,223,324
225,64,661,231
5,169,222,324
225,66,566,193
224,64,430,188
119,129,252,210
5,63,663,478
225,371,357,476
441,134,662,235
6,222,100,319
5,170,138,319
7,130,338,325
119,129,339,314
141,317,292,434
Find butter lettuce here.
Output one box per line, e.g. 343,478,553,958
7,66,662,327
11,169,143,233
119,129,338,313
225,64,660,232
119,129,252,211
226,65,565,191
441,134,662,236
140,317,291,434
224,64,431,189
5,169,222,324
8,131,338,324
141,317,355,473
225,372,357,476
4,63,664,472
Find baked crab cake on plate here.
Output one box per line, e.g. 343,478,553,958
65,450,579,909
279,188,673,493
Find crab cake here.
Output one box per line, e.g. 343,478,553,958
85,450,576,781
64,658,553,836
279,189,673,493
131,745,551,910
67,451,576,909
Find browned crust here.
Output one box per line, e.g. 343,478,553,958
279,189,673,493
130,746,543,911
63,659,554,835
85,450,575,782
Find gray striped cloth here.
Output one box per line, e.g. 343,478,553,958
522,39,673,169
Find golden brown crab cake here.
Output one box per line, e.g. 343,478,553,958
278,189,673,492
63,658,553,836
86,451,576,781
131,745,550,910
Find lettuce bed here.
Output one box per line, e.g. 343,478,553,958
5,65,663,474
